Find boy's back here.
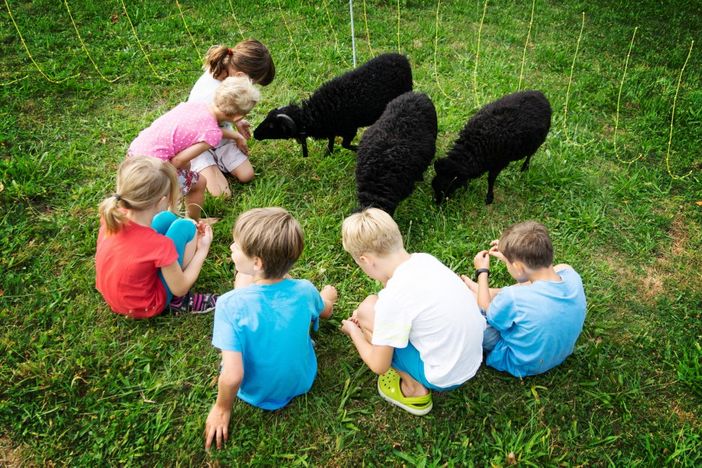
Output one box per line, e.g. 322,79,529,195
374,253,486,387
486,267,586,377
212,278,324,410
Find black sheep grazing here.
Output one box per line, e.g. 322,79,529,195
432,90,551,205
253,53,412,157
356,91,438,216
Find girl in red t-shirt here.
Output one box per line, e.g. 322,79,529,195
95,157,217,318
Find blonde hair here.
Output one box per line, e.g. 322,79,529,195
203,40,276,86
341,208,403,259
214,76,260,117
98,157,179,234
499,220,554,268
233,207,304,279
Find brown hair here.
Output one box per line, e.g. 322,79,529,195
98,157,179,234
341,208,404,259
233,207,304,279
203,40,276,86
498,221,553,269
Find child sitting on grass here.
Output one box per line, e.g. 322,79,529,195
340,208,485,416
95,157,216,318
462,220,587,378
188,40,275,197
204,207,337,450
127,75,260,220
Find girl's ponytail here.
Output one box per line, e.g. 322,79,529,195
203,44,231,79
99,157,179,234
203,40,275,86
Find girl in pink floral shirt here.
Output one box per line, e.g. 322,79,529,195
128,76,260,219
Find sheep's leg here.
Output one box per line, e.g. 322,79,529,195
485,170,499,204
341,133,358,151
326,137,335,155
520,154,533,172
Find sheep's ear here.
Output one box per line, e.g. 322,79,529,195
276,113,298,135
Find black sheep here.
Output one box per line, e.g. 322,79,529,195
356,91,438,216
432,90,551,205
253,53,412,157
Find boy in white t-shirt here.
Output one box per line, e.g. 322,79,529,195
340,208,485,415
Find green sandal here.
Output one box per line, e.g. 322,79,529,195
377,369,433,416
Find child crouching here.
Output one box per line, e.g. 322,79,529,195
340,208,485,416
462,220,587,378
204,208,337,450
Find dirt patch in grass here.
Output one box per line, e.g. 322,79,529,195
0,437,27,467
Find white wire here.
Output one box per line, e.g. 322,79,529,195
349,0,357,66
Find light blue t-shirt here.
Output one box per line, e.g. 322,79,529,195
212,279,324,410
486,268,586,377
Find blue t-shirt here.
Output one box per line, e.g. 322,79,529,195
212,279,324,410
486,268,586,377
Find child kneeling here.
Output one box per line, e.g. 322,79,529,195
340,208,485,416
463,220,587,378
204,208,337,449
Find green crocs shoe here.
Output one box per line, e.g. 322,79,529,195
377,368,433,416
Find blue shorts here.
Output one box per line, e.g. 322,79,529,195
392,342,461,392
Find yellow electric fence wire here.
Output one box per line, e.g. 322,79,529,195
473,0,488,108
63,0,121,83
321,0,349,67
613,27,643,164
0,74,28,86
563,12,585,141
517,0,536,91
432,0,451,100
3,0,79,83
276,0,301,68
226,0,245,39
175,0,200,58
118,0,166,80
665,40,694,180
362,0,373,55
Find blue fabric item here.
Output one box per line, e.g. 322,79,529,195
212,279,325,410
482,325,500,351
151,211,196,302
485,268,587,377
392,342,460,392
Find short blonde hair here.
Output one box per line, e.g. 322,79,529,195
98,157,179,234
499,220,553,268
233,207,304,279
342,208,403,259
214,76,261,117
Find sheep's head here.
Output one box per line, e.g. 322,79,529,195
253,106,300,141
431,158,464,204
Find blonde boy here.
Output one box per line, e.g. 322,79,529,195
205,208,337,449
340,208,485,415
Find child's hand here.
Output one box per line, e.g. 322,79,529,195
197,222,213,250
232,132,250,156
235,119,251,140
488,240,507,262
204,404,231,450
474,250,490,270
321,285,338,305
340,318,362,338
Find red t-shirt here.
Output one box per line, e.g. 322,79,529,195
95,220,178,319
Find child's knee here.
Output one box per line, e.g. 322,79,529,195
356,295,379,320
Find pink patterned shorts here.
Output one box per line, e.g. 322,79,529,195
177,168,200,195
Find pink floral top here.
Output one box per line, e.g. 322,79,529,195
128,102,223,160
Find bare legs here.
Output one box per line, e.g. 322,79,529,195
200,161,255,198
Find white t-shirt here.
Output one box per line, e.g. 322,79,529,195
188,71,233,131
372,253,486,387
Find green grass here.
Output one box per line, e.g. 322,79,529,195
1,0,701,464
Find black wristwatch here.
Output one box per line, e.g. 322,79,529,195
474,268,490,280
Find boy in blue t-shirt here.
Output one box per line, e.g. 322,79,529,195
204,207,337,450
462,221,586,378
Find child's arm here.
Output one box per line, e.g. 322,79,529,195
161,223,213,297
221,128,249,156
170,142,213,169
204,350,243,450
341,320,394,374
474,250,492,311
319,285,338,319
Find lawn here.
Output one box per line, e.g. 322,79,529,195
1,0,701,465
